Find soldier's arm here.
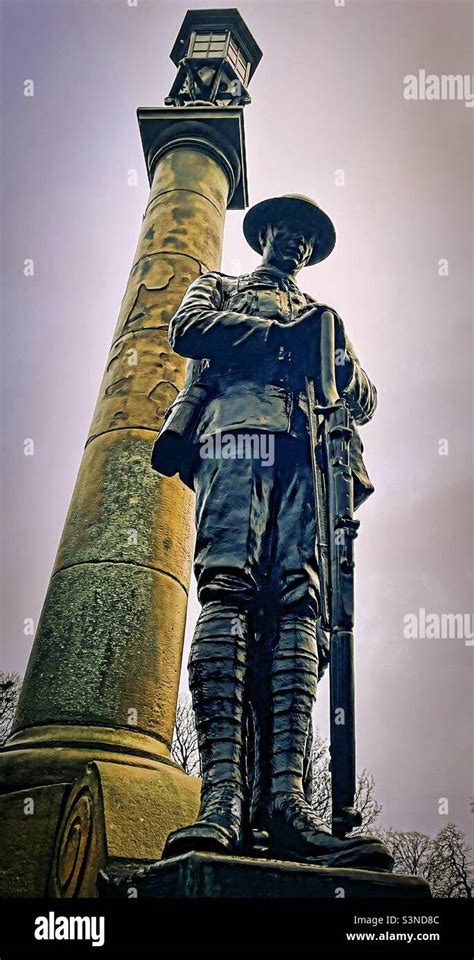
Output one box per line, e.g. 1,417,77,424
336,334,377,426
168,271,289,360
296,301,377,426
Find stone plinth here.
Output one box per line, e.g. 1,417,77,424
102,850,432,899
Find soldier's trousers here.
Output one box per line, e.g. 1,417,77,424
189,432,324,810
193,432,320,612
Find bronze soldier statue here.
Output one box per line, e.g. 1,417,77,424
152,194,393,870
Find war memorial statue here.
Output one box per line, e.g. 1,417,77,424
152,193,393,872
1,9,436,904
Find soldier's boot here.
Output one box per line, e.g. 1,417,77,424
255,614,394,870
162,602,248,859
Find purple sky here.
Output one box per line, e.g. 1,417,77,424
1,0,472,840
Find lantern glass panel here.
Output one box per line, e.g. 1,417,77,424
235,61,247,82
191,32,228,57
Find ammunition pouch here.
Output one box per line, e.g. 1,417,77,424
151,381,210,479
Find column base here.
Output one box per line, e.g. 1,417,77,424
0,753,200,898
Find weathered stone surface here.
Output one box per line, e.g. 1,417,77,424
51,431,193,580
146,148,229,212
11,142,228,760
48,760,200,898
111,252,202,344
0,763,201,899
135,191,224,267
88,334,182,439
105,850,432,899
0,724,172,791
0,104,239,900
13,561,188,743
0,784,69,897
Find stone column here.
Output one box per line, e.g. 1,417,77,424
0,116,244,897
10,143,229,766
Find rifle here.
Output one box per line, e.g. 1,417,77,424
305,309,363,839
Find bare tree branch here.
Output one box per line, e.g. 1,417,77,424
171,696,201,776
0,672,22,746
310,729,382,833
376,823,473,897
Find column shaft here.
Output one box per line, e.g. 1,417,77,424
8,147,229,768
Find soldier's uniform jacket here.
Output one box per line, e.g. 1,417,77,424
152,263,377,508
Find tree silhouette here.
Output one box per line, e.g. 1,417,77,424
171,696,201,776
308,728,382,834
0,671,22,746
378,824,473,898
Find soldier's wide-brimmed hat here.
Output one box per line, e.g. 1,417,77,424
243,193,336,265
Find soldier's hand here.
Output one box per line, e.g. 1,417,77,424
294,304,321,324
280,305,344,348
299,305,347,352
279,305,320,343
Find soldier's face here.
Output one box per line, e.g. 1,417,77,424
260,221,315,274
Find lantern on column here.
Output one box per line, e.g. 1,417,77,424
165,8,263,107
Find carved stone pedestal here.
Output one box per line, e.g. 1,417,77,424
0,757,200,898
